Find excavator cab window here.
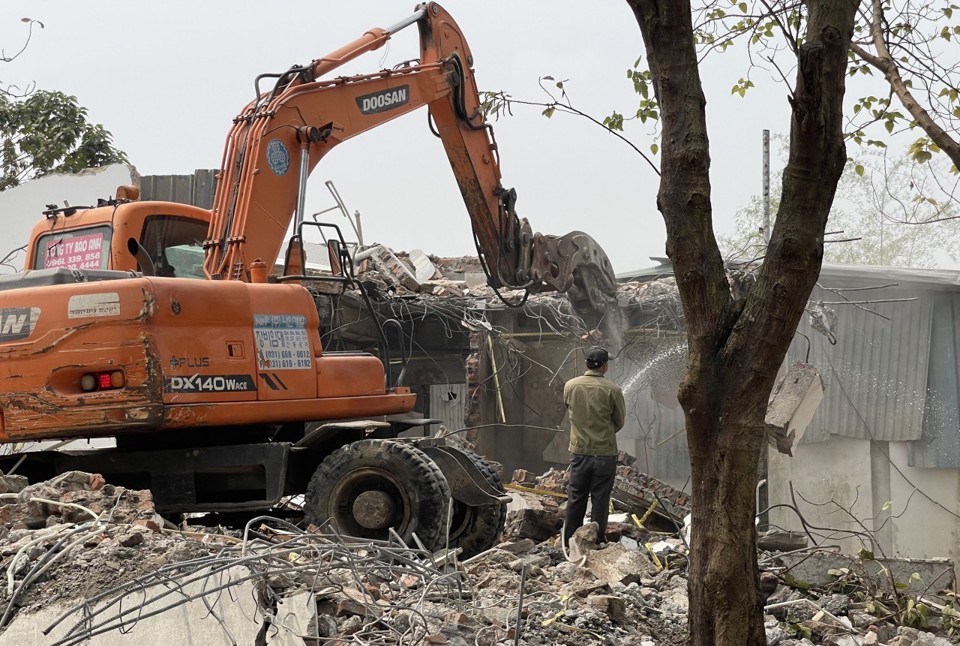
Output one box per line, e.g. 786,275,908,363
139,215,208,278
33,226,112,271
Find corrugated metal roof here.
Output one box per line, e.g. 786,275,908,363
617,260,960,287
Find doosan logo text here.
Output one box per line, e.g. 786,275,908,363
0,307,39,342
356,86,410,115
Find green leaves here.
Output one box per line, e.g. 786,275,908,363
907,137,939,164
900,598,931,628
0,90,127,190
602,112,625,132
603,57,660,131
731,77,755,97
627,64,653,99
636,100,659,123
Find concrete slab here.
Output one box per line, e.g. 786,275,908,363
369,245,419,291
0,566,262,645
779,551,956,599
409,249,439,283
765,362,824,456
266,591,315,645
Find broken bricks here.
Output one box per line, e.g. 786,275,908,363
0,469,955,645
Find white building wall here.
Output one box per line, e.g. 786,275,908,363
767,436,875,555
886,442,960,562
0,164,138,274
768,437,960,563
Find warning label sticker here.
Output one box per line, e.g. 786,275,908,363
68,293,120,319
254,314,312,370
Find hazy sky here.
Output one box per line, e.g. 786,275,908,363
1,1,791,273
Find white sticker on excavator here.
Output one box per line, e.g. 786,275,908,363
253,314,312,370
68,293,120,319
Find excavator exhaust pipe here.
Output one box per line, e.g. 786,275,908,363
127,238,156,277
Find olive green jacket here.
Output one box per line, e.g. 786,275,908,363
563,370,626,456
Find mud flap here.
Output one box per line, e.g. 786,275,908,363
418,439,511,507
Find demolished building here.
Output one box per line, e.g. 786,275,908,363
335,247,960,571
3,168,960,643
0,466,955,645
129,169,960,569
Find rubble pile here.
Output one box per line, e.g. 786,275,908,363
502,463,958,646
0,470,956,645
0,471,223,628
352,245,677,319
508,453,691,537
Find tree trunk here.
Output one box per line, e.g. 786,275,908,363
625,0,860,643
687,415,767,644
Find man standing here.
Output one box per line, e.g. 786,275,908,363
562,346,626,546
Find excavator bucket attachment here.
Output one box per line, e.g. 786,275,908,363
529,229,623,342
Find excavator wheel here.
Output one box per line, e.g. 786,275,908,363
303,439,452,550
447,449,507,559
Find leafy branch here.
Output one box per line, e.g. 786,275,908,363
481,74,662,176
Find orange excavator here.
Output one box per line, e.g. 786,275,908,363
0,3,618,555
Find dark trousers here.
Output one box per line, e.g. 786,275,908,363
563,454,617,544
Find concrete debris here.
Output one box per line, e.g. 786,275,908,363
348,244,685,327
886,626,955,646
759,528,810,552
409,248,440,283
583,541,659,586
504,507,564,543
368,244,421,291
0,470,955,645
508,454,691,538
765,361,825,456
778,551,956,599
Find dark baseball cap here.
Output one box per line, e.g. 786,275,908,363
585,346,610,366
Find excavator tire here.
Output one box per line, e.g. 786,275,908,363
304,439,452,550
447,449,507,559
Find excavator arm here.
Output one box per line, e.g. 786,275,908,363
204,2,620,333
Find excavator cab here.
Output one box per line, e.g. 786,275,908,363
25,193,212,278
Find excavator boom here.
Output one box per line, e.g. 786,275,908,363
203,2,619,332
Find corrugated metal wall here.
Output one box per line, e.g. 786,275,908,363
787,277,934,443
140,169,217,208
909,293,960,467
619,264,960,478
